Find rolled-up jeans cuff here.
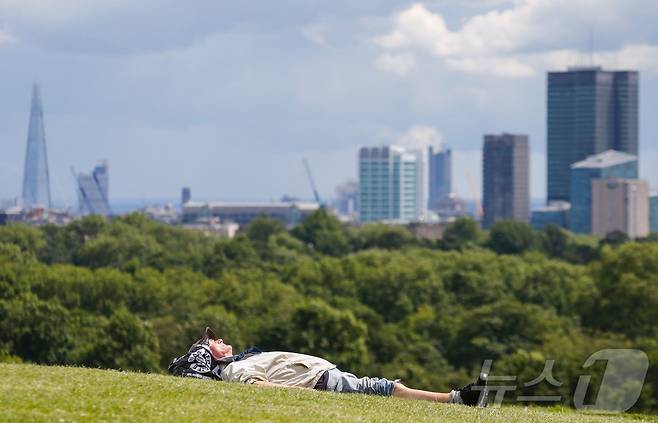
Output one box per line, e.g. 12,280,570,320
325,368,397,396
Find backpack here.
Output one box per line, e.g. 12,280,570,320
168,343,222,380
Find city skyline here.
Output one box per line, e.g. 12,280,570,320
1,1,658,205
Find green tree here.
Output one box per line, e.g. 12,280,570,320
353,223,415,251
202,235,259,276
291,209,351,256
0,293,72,364
599,230,630,248
245,216,286,244
80,308,160,372
539,225,569,258
285,300,368,371
487,220,537,255
440,217,481,250
586,243,658,338
0,224,45,256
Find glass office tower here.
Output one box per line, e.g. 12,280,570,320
21,84,52,209
547,67,638,203
482,133,530,229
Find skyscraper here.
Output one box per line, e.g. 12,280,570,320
547,67,638,203
482,133,529,228
21,84,52,209
428,146,452,211
182,187,192,205
569,150,638,234
358,145,424,223
76,161,111,216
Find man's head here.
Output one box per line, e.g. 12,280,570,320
200,327,233,359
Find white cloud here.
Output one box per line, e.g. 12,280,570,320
375,1,658,77
302,24,329,47
397,125,443,150
374,52,416,76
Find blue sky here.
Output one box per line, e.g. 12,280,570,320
1,0,657,205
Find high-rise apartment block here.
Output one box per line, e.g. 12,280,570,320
482,133,530,228
76,161,110,216
358,146,424,223
428,146,452,211
547,67,638,203
21,84,52,209
569,150,638,234
591,178,649,239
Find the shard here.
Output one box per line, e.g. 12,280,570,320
21,84,52,209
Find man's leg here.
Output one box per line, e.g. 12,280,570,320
324,368,488,407
392,383,451,403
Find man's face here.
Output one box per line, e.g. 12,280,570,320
208,338,233,359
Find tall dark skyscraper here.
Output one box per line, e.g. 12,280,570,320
428,146,452,211
482,133,529,228
21,84,52,209
547,66,638,203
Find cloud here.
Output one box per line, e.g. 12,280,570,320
374,52,416,76
375,1,658,77
302,24,329,47
397,125,443,150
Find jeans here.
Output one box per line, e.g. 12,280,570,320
324,368,397,396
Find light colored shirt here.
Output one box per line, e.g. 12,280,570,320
222,351,336,388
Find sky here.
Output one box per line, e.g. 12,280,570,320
1,0,658,206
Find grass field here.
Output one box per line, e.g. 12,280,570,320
0,363,655,422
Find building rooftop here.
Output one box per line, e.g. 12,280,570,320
184,201,320,210
566,65,603,72
571,150,637,169
532,201,571,213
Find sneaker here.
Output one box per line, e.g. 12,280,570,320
450,373,488,407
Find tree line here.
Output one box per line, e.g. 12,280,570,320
0,211,656,411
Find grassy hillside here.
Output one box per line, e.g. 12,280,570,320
0,364,654,422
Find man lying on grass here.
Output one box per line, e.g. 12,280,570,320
169,327,488,407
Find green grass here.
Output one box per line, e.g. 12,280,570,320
0,364,655,422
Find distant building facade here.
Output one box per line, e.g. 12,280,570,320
547,67,638,203
482,133,530,228
650,192,658,234
182,202,320,227
76,161,111,216
569,150,638,234
428,146,452,211
334,180,358,217
530,201,570,230
591,179,649,239
358,146,424,223
22,84,52,209
181,187,191,205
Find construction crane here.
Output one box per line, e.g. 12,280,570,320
302,159,322,205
